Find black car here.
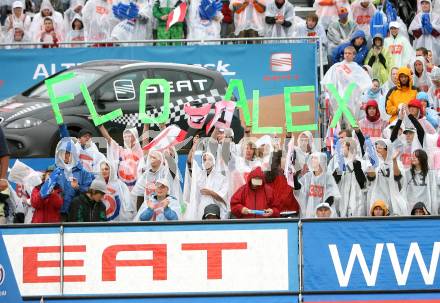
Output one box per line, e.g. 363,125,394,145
0,60,244,157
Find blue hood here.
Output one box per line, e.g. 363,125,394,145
350,30,367,45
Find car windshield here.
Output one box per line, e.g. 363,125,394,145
25,69,104,99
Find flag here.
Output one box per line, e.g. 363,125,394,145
205,101,236,134
143,125,187,152
166,2,187,31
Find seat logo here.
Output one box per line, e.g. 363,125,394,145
270,53,292,72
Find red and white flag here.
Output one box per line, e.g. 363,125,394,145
206,101,236,134
143,125,187,152
166,2,187,31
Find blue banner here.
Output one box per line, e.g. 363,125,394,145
304,293,440,302
0,43,316,100
302,219,440,292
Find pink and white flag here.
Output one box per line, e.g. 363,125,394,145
166,2,187,31
206,101,236,134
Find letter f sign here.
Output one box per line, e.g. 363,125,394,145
326,83,359,128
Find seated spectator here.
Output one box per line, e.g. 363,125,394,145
202,204,221,220
333,29,369,65
411,202,431,215
35,16,62,48
230,0,266,42
231,166,280,219
72,180,107,222
264,0,294,39
365,34,394,85
370,200,389,216
384,22,415,69
409,0,440,65
4,1,31,34
315,202,334,218
137,178,180,221
30,166,63,223
327,7,358,64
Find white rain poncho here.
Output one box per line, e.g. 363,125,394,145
29,0,65,40
383,32,415,69
131,150,179,206
295,152,341,218
65,14,85,45
63,0,84,32
411,56,433,93
322,60,373,120
107,128,144,189
409,3,440,65
313,0,351,30
111,0,154,44
366,139,408,216
284,131,315,187
186,0,223,43
328,137,367,217
428,66,440,111
82,0,119,42
4,24,32,48
97,159,136,221
264,0,295,38
135,193,181,221
185,152,229,220
230,0,266,36
4,5,31,34
75,135,105,174
295,20,328,66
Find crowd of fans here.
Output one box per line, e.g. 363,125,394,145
1,0,440,223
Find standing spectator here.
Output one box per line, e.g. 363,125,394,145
30,167,63,223
409,0,440,65
296,13,328,67
72,180,107,222
264,0,294,39
313,0,350,30
385,66,418,122
0,127,9,193
384,22,415,70
351,0,375,39
63,0,84,32
65,14,84,47
417,92,439,129
82,0,118,45
364,33,394,85
29,0,64,40
333,30,369,65
231,166,280,218
137,178,181,221
230,0,266,42
411,56,432,92
153,0,185,45
4,24,32,48
382,67,399,96
428,66,440,113
4,1,31,34
187,0,223,43
35,16,62,47
359,99,388,138
220,0,234,38
327,6,358,64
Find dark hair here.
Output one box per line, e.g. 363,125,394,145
411,149,429,182
416,47,428,56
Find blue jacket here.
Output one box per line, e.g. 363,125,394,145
333,30,369,65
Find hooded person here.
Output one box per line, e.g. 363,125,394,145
82,0,119,43
411,201,431,215
4,23,32,48
65,14,84,46
364,33,394,85
186,0,223,43
329,137,367,217
4,1,31,34
360,78,390,121
406,98,437,134
229,0,266,39
54,137,95,221
99,125,145,190
63,0,84,32
293,152,341,218
29,0,64,40
264,0,295,39
135,178,181,221
384,21,416,68
365,138,408,216
35,16,63,47
327,6,358,63
313,0,351,30
402,149,439,215
322,45,372,120
333,30,369,65
385,66,418,123
351,0,376,37
95,159,136,221
359,100,388,138
185,151,229,220
417,91,439,128
315,202,336,218
409,0,440,65
411,56,433,92
370,199,390,216
284,131,315,187
381,66,399,96
428,66,440,113
230,166,280,219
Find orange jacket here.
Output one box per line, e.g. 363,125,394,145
385,67,418,122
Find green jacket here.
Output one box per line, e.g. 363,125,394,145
74,193,106,223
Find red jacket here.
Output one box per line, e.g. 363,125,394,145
267,175,299,213
231,167,280,218
31,186,63,223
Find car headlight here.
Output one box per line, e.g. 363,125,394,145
6,117,43,129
